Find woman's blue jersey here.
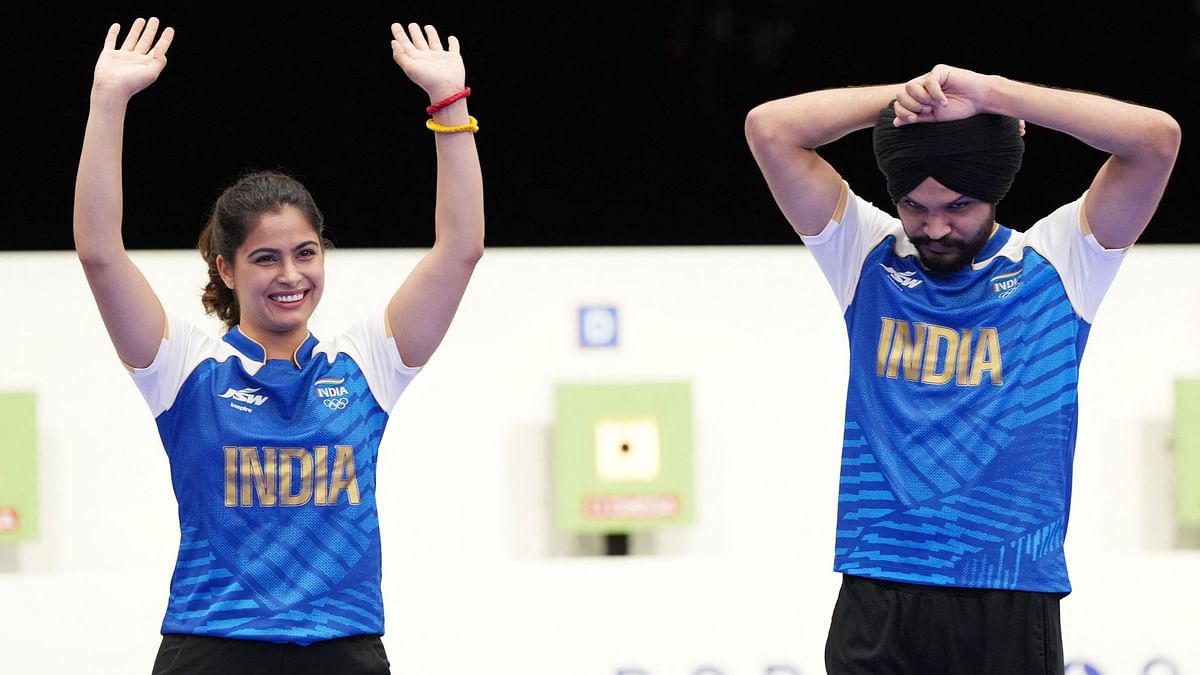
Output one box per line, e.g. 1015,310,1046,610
130,313,418,644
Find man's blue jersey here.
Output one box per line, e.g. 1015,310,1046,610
130,313,418,644
803,186,1125,592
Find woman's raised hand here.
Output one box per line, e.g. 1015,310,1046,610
92,18,175,100
390,23,465,101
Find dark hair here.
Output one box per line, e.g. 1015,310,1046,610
197,170,330,328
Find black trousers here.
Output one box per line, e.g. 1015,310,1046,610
825,574,1065,675
151,633,390,675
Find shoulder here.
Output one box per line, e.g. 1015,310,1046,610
1014,193,1127,263
128,315,248,417
998,194,1129,322
312,313,393,364
311,312,420,412
803,184,901,248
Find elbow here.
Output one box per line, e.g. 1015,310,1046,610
435,216,485,266
451,230,485,267
464,224,485,265
1158,112,1182,162
463,241,484,266
745,102,807,160
74,243,116,271
73,217,126,270
744,104,779,149
1144,110,1182,164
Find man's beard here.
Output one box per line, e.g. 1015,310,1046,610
908,207,996,275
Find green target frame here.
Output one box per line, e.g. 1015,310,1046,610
553,382,694,533
0,392,38,543
1174,380,1200,528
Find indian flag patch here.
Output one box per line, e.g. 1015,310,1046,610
314,377,349,398
990,270,1021,298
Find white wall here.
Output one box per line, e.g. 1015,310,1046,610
0,246,1197,674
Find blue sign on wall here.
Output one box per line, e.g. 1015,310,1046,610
579,306,619,348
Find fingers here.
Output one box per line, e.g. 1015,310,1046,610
394,22,454,52
134,17,160,54
390,22,412,48
116,17,169,55
152,26,176,58
922,67,949,105
103,23,120,50
407,22,429,50
893,87,931,125
892,66,951,125
423,25,443,51
120,18,145,50
900,80,937,113
892,100,920,126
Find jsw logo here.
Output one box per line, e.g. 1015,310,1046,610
880,263,922,289
219,387,269,406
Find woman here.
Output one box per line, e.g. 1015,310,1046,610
73,17,483,674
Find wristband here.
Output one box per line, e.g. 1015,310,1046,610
426,87,471,115
426,115,479,134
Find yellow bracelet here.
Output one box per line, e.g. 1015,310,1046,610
426,115,479,134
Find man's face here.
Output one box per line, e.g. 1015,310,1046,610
896,177,997,274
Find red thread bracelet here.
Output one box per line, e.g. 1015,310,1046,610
426,87,471,115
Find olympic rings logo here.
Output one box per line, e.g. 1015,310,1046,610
323,397,349,410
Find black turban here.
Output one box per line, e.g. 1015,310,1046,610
872,105,1024,204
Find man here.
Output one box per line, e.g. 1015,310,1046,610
745,65,1179,674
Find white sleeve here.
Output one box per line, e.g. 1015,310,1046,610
1024,194,1127,323
800,185,899,311
128,315,221,417
326,312,421,412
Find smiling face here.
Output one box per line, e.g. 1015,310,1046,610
895,177,997,274
216,205,324,347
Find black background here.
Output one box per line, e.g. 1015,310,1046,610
9,1,1198,250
